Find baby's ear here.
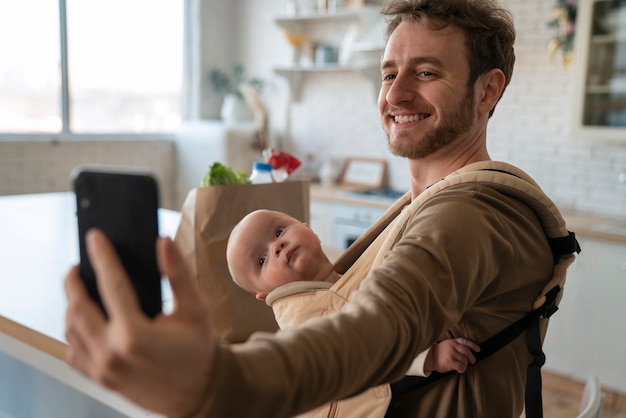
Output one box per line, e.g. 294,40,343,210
256,293,267,301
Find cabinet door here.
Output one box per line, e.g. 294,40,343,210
310,201,334,249
542,250,584,374
543,237,626,393
571,238,626,392
574,0,626,140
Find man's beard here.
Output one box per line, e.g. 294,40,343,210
385,88,475,159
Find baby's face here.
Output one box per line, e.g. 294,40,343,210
228,210,328,300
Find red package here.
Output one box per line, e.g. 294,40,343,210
266,149,301,175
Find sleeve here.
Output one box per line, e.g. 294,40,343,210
405,346,432,377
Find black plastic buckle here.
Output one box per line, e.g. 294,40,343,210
540,286,561,319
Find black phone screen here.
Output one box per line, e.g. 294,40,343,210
73,168,162,318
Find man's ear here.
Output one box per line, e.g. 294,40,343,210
476,68,506,116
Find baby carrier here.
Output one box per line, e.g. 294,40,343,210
330,161,581,418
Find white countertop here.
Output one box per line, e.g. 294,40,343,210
0,192,180,418
0,192,181,345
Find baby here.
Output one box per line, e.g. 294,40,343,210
226,209,479,417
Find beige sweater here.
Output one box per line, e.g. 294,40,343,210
190,162,575,418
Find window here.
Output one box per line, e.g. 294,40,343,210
0,0,184,134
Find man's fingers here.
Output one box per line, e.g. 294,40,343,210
86,229,142,319
157,237,202,312
64,265,108,370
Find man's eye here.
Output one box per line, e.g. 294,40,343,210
275,228,284,238
382,73,396,81
258,255,266,267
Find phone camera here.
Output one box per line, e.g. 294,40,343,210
79,197,90,209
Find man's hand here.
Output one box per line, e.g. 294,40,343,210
65,229,217,417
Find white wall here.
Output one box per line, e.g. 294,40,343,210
0,140,177,209
225,0,626,218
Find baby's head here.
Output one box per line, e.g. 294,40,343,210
226,209,333,300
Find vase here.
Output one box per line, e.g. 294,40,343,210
220,94,254,123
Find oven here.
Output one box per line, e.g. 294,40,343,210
331,204,387,250
326,188,406,250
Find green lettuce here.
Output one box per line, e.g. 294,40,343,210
201,162,251,186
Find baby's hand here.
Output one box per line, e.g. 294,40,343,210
430,337,481,374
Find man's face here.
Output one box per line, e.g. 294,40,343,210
378,20,477,159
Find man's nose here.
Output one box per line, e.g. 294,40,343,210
385,73,416,105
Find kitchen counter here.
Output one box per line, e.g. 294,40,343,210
559,210,626,245
311,184,626,244
311,183,404,209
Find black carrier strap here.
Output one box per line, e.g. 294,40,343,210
549,231,581,261
389,232,579,418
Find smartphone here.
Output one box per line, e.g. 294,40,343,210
73,167,162,318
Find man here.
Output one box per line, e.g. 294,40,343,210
64,1,563,417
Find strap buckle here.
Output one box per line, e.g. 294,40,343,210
540,285,560,319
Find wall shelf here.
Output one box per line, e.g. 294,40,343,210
274,64,381,101
273,5,384,102
274,5,381,33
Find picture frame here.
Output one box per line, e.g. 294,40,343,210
339,157,387,190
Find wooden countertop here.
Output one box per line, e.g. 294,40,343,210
311,184,626,245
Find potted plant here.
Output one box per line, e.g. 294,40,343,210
210,64,264,123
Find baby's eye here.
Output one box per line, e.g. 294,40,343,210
258,255,266,267
275,227,284,238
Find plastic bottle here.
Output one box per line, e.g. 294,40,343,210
249,162,274,184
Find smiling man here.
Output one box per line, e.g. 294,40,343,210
64,1,576,418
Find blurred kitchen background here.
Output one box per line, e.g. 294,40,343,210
0,0,624,216
2,0,626,412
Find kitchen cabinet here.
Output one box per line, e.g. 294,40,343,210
310,200,335,249
273,5,384,100
573,0,626,141
543,237,626,394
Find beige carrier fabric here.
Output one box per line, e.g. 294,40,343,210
267,283,392,417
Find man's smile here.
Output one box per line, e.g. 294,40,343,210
393,113,431,123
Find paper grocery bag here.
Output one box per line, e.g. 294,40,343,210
174,180,310,343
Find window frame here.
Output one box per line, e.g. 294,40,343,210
0,0,189,140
